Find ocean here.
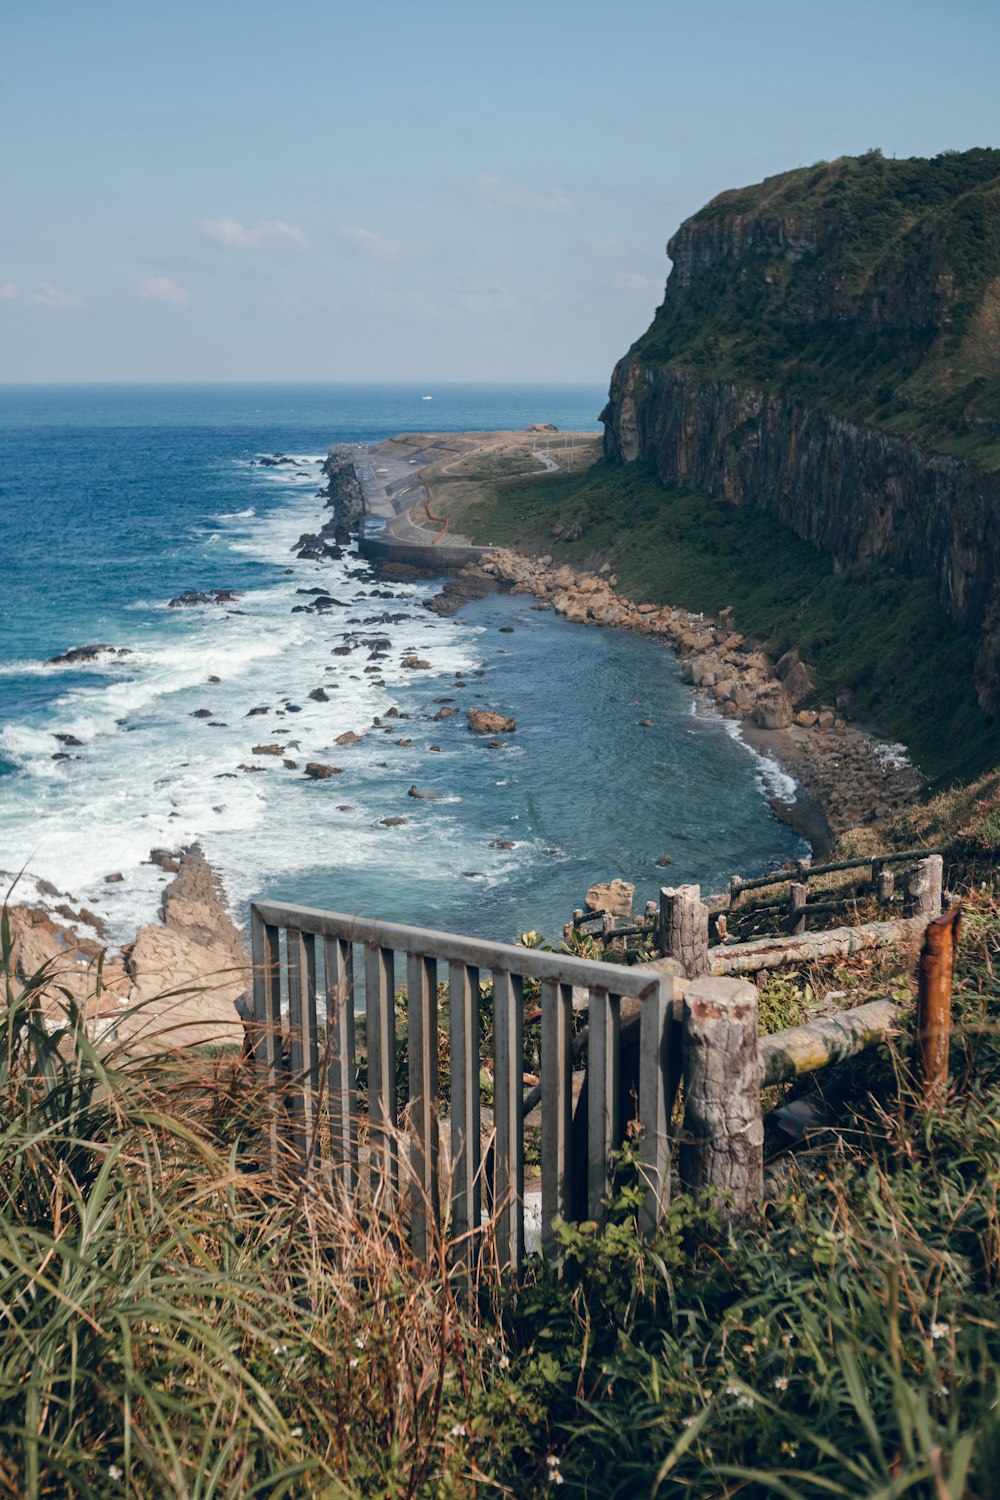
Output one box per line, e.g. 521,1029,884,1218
0,382,806,945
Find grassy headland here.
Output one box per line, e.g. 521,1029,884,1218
445,455,997,789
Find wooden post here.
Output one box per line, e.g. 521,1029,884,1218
876,866,895,903
661,885,710,978
788,882,808,936
680,977,763,1220
729,875,744,909
905,855,943,919
915,905,962,1103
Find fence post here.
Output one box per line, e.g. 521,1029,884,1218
660,885,710,978
788,882,808,935
916,905,962,1103
906,855,944,919
680,976,763,1220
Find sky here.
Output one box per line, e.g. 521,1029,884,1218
3,0,999,384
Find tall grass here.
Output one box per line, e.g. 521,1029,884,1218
5,891,1000,1496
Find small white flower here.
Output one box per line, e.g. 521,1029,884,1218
290,1426,303,1438
448,1422,466,1438
355,1336,366,1350
498,1353,510,1370
349,1357,359,1369
931,1321,954,1341
773,1375,789,1391
736,1393,755,1408
273,1342,288,1356
682,1415,696,1428
108,1466,124,1483
724,1382,741,1396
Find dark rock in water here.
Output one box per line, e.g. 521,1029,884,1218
401,656,431,670
286,704,302,713
149,848,181,872
424,568,496,616
499,626,515,634
52,752,71,761
245,706,270,717
257,453,294,467
283,759,297,769
191,708,214,719
461,871,484,879
208,675,222,683
487,739,507,750
490,839,516,849
45,643,132,666
434,697,455,704
305,762,342,779
396,737,413,747
54,733,83,746
408,785,438,799
428,744,441,752
169,589,241,608
386,707,400,719
655,855,673,867
308,687,330,702
105,872,124,883
638,719,653,728
335,730,362,745
331,645,354,656
252,744,284,756
336,804,355,811
380,816,408,827
238,764,268,773
208,721,227,727
432,706,457,721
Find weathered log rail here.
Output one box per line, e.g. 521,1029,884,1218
722,848,946,940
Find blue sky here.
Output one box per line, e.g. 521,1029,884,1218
3,0,998,383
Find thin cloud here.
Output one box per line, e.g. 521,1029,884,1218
28,282,83,308
458,282,517,315
196,216,309,249
465,174,578,217
0,283,16,300
140,275,189,306
338,226,413,260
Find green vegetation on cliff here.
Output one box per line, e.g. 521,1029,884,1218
463,460,996,785
631,148,1000,466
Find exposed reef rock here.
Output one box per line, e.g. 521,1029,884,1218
601,149,1000,713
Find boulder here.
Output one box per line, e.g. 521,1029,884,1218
408,785,439,799
467,709,516,735
308,687,330,702
335,730,363,745
401,656,431,669
782,658,818,709
252,743,284,756
752,685,793,731
585,879,635,917
304,762,342,779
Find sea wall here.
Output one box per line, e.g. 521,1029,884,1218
602,364,1000,714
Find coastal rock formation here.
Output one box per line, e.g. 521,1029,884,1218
321,445,366,543
585,879,635,916
117,847,249,1052
599,150,1000,713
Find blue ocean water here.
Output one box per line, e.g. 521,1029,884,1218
0,383,805,943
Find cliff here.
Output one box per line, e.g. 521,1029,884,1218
601,149,1000,713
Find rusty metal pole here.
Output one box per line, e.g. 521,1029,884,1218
915,904,962,1103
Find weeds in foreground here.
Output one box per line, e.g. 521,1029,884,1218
3,894,1000,1496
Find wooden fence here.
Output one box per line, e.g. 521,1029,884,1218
249,867,951,1263
250,901,676,1269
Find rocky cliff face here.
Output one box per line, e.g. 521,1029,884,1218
602,150,1000,713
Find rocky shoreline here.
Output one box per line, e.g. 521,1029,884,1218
423,548,924,857
4,848,248,1050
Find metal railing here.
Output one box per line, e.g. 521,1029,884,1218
249,901,676,1269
